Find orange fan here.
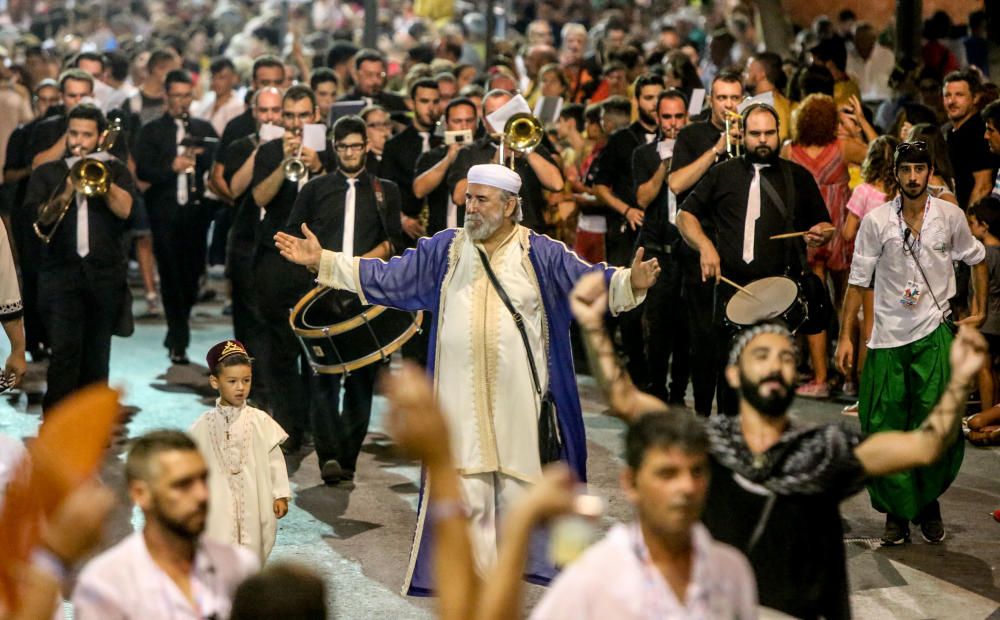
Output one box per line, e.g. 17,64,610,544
0,384,121,611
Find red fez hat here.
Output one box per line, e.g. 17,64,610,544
206,340,249,370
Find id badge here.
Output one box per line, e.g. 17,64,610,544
900,279,921,307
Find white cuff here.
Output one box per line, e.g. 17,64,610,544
848,254,878,287
608,269,645,316
317,249,359,294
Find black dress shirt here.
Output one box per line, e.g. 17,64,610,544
446,137,560,234
678,157,829,284
251,137,335,256
218,108,256,159
222,135,260,262
632,141,680,250
23,157,136,271
135,113,218,214
380,125,441,218
285,170,401,256
339,90,408,113
415,146,465,234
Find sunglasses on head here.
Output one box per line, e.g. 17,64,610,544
895,140,928,155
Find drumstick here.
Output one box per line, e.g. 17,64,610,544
769,225,836,241
719,276,760,300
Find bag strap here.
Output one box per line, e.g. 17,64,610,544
475,247,543,397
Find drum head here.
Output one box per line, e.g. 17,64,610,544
726,277,799,326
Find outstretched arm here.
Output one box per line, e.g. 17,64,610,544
382,363,478,620
570,272,668,421
854,326,985,477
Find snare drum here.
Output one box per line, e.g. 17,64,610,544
289,286,423,374
724,276,808,333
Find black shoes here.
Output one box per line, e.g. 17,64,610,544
321,459,344,485
916,501,946,544
169,349,190,365
881,514,911,546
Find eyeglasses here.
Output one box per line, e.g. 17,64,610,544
335,143,366,153
895,141,928,155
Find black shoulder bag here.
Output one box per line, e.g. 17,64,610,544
475,247,563,464
759,163,830,334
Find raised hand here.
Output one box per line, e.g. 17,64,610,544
629,246,660,292
381,361,452,467
274,223,323,270
570,272,609,330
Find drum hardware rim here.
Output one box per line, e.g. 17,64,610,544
306,319,423,374
289,285,391,338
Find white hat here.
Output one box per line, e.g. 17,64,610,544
467,163,522,194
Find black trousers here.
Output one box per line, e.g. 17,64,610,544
150,204,211,353
309,363,379,472
641,247,690,403
206,199,232,267
255,250,312,444
41,264,123,411
228,250,272,409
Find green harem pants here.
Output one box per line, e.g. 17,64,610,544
859,323,963,521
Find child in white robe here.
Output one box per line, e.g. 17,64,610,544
190,340,291,562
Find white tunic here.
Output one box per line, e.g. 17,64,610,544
318,226,641,482
849,195,985,349
189,401,291,562
72,532,258,620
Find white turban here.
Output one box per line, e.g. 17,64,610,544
467,163,522,195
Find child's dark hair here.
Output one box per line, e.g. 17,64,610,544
970,197,1000,237
211,353,252,377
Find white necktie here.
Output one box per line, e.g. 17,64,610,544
743,164,769,264
645,133,655,144
175,119,188,206
419,131,430,153
667,190,677,225
76,193,89,257
342,178,357,257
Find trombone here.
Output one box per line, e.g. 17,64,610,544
34,117,122,243
724,110,743,157
497,113,543,169
284,129,307,182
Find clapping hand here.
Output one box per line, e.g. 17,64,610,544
382,362,452,467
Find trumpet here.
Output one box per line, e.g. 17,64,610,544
34,117,122,243
498,113,543,169
724,111,743,157
284,129,307,182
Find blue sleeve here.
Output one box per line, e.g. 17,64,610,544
358,231,452,311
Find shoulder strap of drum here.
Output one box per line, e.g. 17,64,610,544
759,163,807,274
369,174,393,254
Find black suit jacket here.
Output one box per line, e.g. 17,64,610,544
135,113,218,216
380,125,440,218
339,90,408,113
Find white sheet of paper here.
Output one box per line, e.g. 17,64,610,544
687,89,706,117
303,123,327,151
259,123,284,142
486,94,532,132
657,138,675,160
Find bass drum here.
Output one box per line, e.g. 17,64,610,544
289,286,423,374
724,276,815,334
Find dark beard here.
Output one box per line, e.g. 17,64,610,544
746,145,779,165
638,108,657,127
339,159,366,175
152,495,205,540
739,369,794,418
900,183,926,199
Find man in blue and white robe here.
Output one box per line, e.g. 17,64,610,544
276,163,660,595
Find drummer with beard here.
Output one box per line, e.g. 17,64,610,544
676,103,833,415
284,115,402,484
251,84,334,455
572,274,986,619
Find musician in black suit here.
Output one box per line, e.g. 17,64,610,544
677,104,832,415
379,78,442,243
23,104,136,411
285,114,402,484
135,69,218,365
338,49,408,112
413,97,479,235
251,84,335,453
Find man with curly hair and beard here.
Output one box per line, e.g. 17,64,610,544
571,269,986,619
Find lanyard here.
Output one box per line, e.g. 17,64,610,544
896,194,931,261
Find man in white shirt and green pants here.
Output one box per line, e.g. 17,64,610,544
837,140,987,545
